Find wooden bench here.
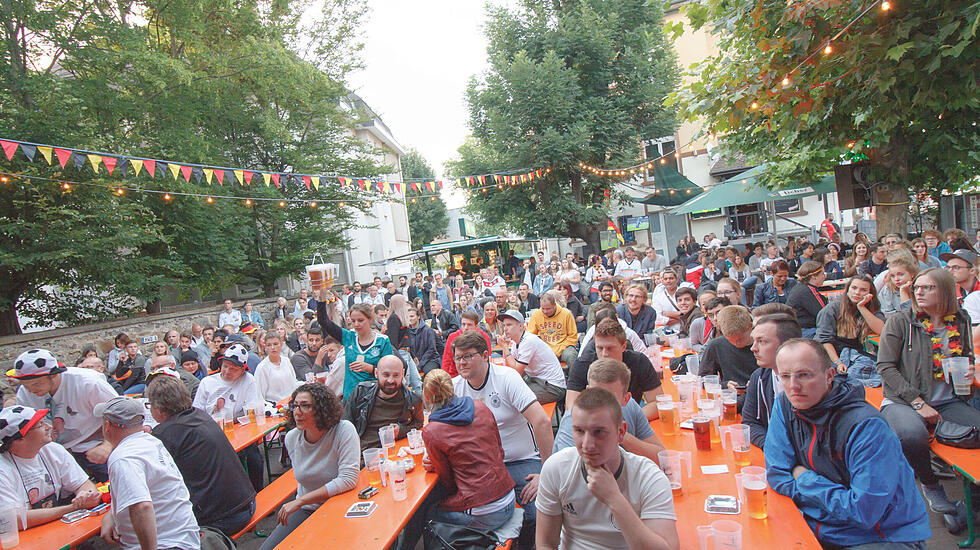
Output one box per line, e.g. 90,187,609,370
231,468,297,541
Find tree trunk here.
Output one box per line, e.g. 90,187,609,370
874,136,911,237
263,281,276,296
0,307,22,336
146,299,162,315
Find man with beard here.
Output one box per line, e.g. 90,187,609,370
344,355,422,453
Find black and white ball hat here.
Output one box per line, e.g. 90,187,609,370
221,343,250,370
0,406,49,449
6,349,67,379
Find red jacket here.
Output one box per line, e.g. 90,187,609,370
441,328,492,376
422,398,515,512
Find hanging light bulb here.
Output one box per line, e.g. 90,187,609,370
116,188,125,195
163,193,170,200
781,76,790,87
410,197,417,203
63,182,71,191
750,102,759,110
310,201,317,208
0,176,7,183
365,201,372,207
880,0,890,10
245,199,252,206
338,201,345,208
824,42,833,55
660,158,666,164
206,196,213,203
430,197,436,202
279,200,286,207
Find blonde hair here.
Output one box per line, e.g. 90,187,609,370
423,369,455,410
885,249,919,291
716,305,753,337
587,358,631,389
389,294,410,327
624,284,648,300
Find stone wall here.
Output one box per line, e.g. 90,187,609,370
0,297,283,366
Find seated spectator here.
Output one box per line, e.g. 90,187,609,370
822,243,844,280
553,359,664,462
285,318,305,353
260,384,360,550
700,305,758,410
254,332,299,402
179,350,208,381
146,372,257,535
650,270,682,331
442,311,492,377
816,275,884,385
579,306,646,356
96,397,201,550
567,318,663,420
690,296,729,354
0,405,101,527
528,290,580,366
587,281,615,328
149,354,199,399
786,261,827,338
371,304,388,332
537,387,679,550
532,263,554,297
318,336,345,397
427,297,459,340
753,260,796,307
497,310,567,404
73,344,100,367
516,283,540,317
766,340,930,548
911,238,943,271
290,326,328,382
752,302,797,318
192,344,264,492
858,242,889,278
11,349,117,482
878,250,918,316
844,241,871,278
407,306,441,375
674,287,702,339
743,314,802,448
207,329,230,374
479,300,505,346
560,282,587,334
107,332,129,375
319,294,393,400
219,298,243,331
177,331,210,370
941,248,980,305
113,340,148,394
226,332,261,370
77,355,124,394
451,331,554,548
877,267,980,514
715,277,744,308
344,355,423,453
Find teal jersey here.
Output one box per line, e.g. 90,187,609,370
341,329,393,399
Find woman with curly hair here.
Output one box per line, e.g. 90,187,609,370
260,383,360,550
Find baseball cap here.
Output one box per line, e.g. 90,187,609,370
497,310,525,325
220,343,250,370
6,349,66,379
940,249,978,266
225,333,248,345
93,397,145,427
0,406,49,449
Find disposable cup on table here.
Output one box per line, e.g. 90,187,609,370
388,461,408,501
692,415,712,451
685,354,701,376
658,450,691,497
379,424,396,458
0,505,26,549
701,374,720,391
643,333,658,347
698,399,722,443
720,424,752,466
246,402,263,424
677,378,698,416
657,399,679,436
943,357,973,396
735,466,768,519
697,520,742,550
363,448,385,488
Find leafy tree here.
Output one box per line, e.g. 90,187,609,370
669,0,980,235
454,0,679,250
401,149,448,247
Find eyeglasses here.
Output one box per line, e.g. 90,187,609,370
913,284,937,293
453,351,482,364
946,265,969,272
288,402,314,413
718,290,738,297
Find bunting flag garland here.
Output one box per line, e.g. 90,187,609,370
87,154,102,173
1,140,19,161
180,165,192,182
203,168,214,184
302,176,311,190
393,182,400,194
262,173,271,186
271,173,280,188
311,176,319,190
168,162,180,180
244,171,254,185
21,144,36,162
103,156,117,175
214,169,224,185
130,158,144,176
55,148,71,168
410,181,420,192
37,146,52,164
234,170,244,185
338,177,347,188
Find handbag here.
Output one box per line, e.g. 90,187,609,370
423,520,497,550
934,419,980,449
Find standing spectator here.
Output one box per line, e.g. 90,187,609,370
106,333,129,375
441,311,492,377
527,290,580,365
96,397,201,550
560,282,587,334
584,254,612,301
363,284,385,306
765,341,930,548
753,260,796,307
319,293,393,399
408,307,441,375
641,246,668,274
819,213,841,241
432,273,453,311
858,242,889,278
242,301,264,328
344,355,423,453
259,384,360,550
742,314,802,448
387,295,420,393
451,332,554,550
786,261,827,338
816,275,884,384
877,251,918,316
347,281,367,308
615,246,644,281
497,310,567,404
254,332,299,402
0,405,101,528
700,306,758,408
219,299,243,331
536,387,679,550
620,284,660,337
506,249,522,279
877,267,979,513
146,373,256,536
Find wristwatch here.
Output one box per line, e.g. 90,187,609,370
911,400,925,410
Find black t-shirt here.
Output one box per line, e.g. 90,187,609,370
568,347,662,402
152,408,256,526
700,336,758,387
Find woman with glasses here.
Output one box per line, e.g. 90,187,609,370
815,275,884,384
260,384,360,550
877,268,978,515
715,277,744,308
786,261,827,338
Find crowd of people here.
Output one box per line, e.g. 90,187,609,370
2,223,979,549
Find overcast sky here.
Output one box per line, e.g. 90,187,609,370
346,0,490,206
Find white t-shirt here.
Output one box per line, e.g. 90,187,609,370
218,309,242,329
364,294,385,306
16,368,118,453
511,331,566,388
615,258,644,279
324,349,346,398
254,355,300,402
651,287,681,329
108,432,200,550
453,365,540,462
192,372,261,418
536,447,675,550
963,291,980,327
580,318,647,355
0,443,88,510
485,275,507,295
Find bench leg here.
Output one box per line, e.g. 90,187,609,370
959,477,976,548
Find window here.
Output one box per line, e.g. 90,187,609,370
774,198,802,215
391,203,410,243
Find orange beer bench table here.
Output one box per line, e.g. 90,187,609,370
655,364,821,549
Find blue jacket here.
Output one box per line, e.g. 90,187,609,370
533,273,554,297
741,367,777,449
753,278,797,307
616,304,658,337
765,380,930,546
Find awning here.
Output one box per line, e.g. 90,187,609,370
359,235,537,267
669,164,836,215
630,164,704,207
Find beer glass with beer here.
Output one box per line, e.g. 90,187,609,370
656,395,679,436
658,450,691,497
698,399,721,444
720,424,752,467
721,389,738,422
306,255,338,292
735,466,768,519
692,415,712,451
363,448,384,488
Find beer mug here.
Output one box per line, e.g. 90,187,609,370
656,396,679,436
735,466,768,519
658,450,691,497
306,254,338,292
697,520,742,550
685,354,701,376
692,415,712,451
720,424,752,466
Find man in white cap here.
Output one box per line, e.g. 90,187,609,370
9,348,118,481
96,396,200,550
0,405,101,528
191,343,264,492
497,309,567,404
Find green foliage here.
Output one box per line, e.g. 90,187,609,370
670,0,980,232
401,150,448,247
0,0,379,334
453,0,679,248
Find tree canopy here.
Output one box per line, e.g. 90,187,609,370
451,0,679,250
0,0,382,334
402,149,448,247
669,0,980,234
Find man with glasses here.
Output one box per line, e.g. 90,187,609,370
940,249,980,305
451,331,554,550
587,281,616,328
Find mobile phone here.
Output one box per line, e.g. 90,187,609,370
358,486,379,499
